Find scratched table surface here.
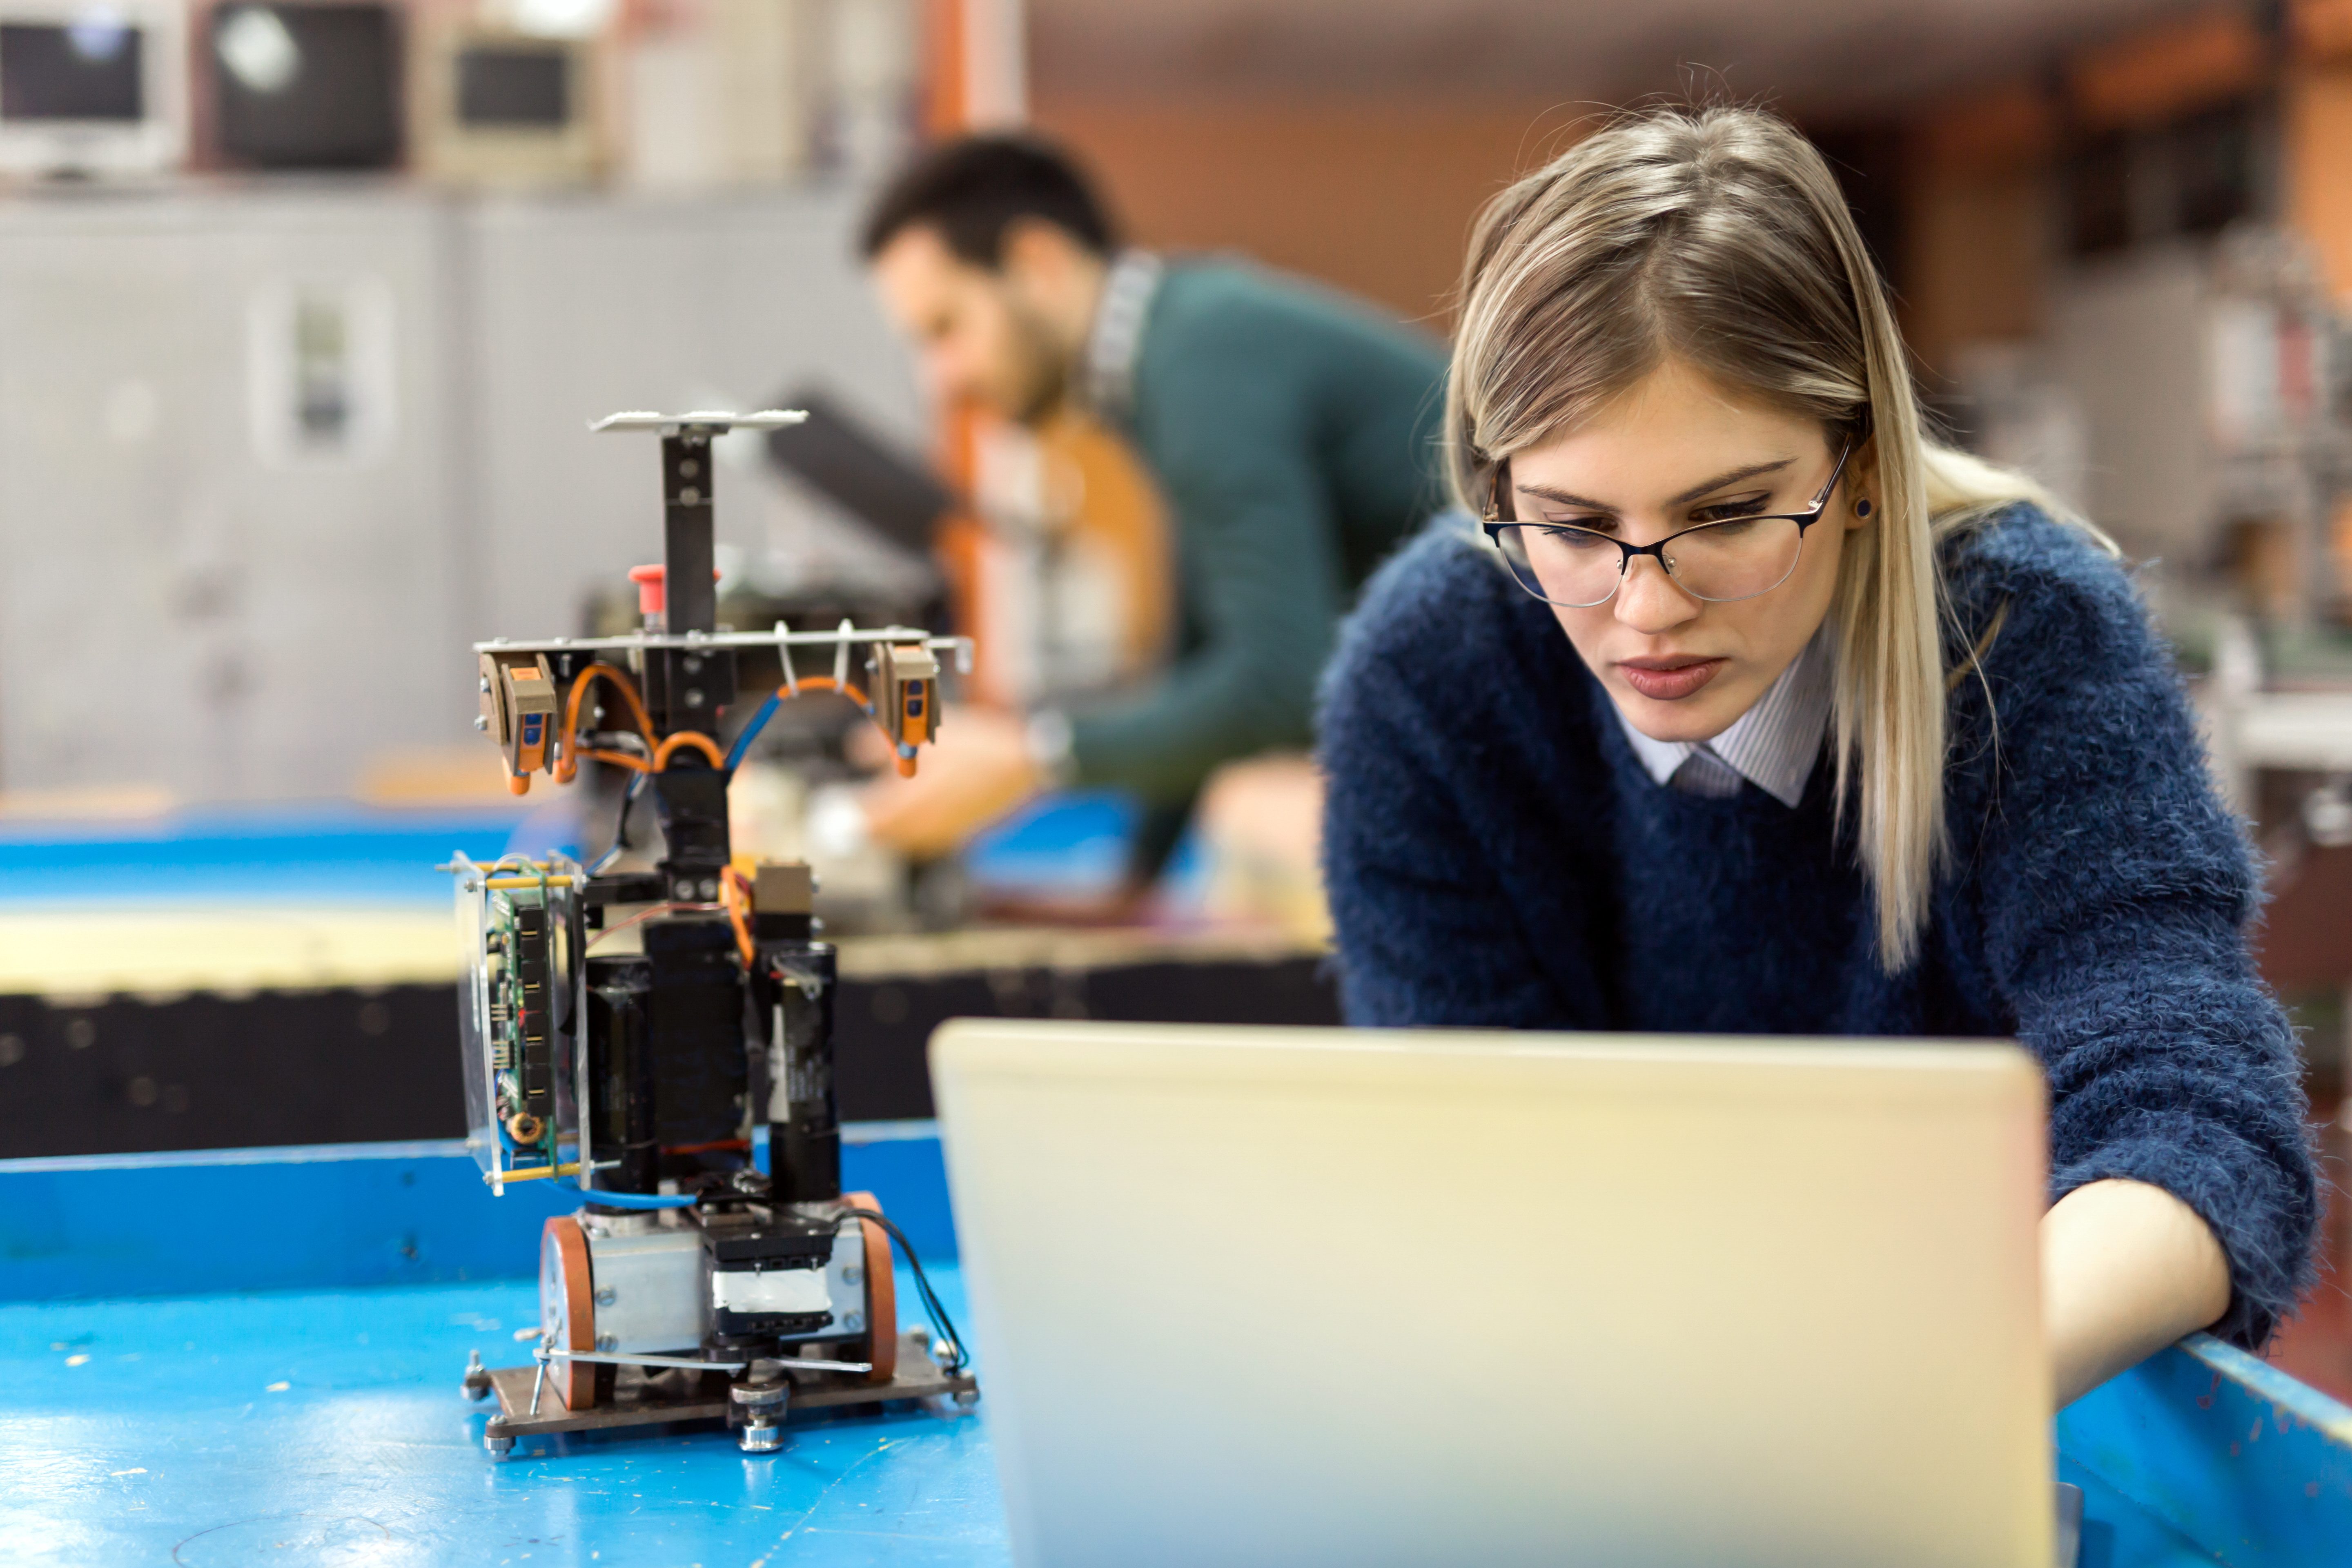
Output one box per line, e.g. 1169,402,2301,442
0,1271,1006,1568
4,1283,2340,1568
8,1142,2352,1568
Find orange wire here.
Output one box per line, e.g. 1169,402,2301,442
584,900,722,952
785,675,871,708
550,664,878,791
557,665,656,783
719,866,756,968
784,676,910,774
653,731,726,771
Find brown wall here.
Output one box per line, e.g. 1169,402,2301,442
2289,56,2352,302
1030,93,1579,326
1902,84,2059,380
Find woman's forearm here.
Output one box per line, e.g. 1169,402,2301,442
2043,1178,2233,1409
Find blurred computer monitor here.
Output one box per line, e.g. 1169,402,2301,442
412,18,599,188
210,2,400,170
0,0,186,177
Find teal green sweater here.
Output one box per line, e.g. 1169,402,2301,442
1072,261,1448,806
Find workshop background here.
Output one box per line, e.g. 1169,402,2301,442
0,0,2349,1390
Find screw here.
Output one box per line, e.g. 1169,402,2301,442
479,675,491,693
474,715,489,730
594,1287,616,1307
843,1312,864,1332
685,689,704,708
596,1334,616,1352
842,1264,861,1285
680,486,702,505
699,878,718,900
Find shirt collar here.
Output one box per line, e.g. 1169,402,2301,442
1079,249,1164,427
1613,622,1836,808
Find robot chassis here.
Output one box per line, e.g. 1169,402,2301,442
451,410,976,1459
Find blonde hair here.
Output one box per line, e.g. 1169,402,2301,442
1448,105,2077,969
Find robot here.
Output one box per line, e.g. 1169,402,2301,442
450,411,976,1458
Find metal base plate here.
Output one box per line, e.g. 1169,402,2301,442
480,1330,977,1447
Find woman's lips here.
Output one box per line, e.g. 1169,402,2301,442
1617,658,1726,701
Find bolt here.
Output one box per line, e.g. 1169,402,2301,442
479,675,491,693
596,1334,616,1352
699,878,718,900
683,655,702,674
680,486,702,505
842,1264,861,1285
474,715,489,731
680,458,699,477
684,689,704,709
594,1287,616,1307
843,1312,864,1332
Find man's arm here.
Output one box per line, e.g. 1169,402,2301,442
1066,384,1348,807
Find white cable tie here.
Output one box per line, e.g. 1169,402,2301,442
833,619,852,689
774,620,797,695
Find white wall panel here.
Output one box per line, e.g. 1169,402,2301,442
461,186,921,647
0,182,915,802
0,189,464,801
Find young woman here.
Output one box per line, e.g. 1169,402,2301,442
1318,105,2316,1407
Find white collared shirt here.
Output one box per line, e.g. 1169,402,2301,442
1613,624,1835,807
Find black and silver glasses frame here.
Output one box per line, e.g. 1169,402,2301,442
1480,438,1857,608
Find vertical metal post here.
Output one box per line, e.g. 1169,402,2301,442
662,432,717,635
767,946,841,1204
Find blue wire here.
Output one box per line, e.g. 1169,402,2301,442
724,692,782,771
563,1180,695,1210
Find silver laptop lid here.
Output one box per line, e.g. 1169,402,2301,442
932,1020,2051,1568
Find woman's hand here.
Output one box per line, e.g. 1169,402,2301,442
2043,1178,2232,1409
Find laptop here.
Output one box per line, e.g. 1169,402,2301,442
929,1019,2054,1568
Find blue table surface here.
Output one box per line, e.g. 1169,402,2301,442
7,1140,2351,1567
0,1272,1006,1568
0,1280,2324,1568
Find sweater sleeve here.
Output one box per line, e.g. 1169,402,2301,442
1317,534,1599,1027
1065,324,1347,808
1956,541,2318,1347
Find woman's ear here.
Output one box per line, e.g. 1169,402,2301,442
1843,436,1880,532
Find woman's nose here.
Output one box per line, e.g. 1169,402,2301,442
1613,554,1700,633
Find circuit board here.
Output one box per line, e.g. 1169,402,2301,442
453,855,581,1189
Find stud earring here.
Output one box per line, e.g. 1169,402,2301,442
1853,498,1873,517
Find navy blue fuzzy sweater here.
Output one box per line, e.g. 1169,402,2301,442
1318,507,2317,1347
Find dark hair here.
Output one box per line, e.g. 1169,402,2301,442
858,134,1117,267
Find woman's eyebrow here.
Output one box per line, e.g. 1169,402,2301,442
1515,456,1799,515
1668,457,1795,505
1515,483,1614,512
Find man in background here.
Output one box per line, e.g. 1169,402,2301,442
859,134,1447,869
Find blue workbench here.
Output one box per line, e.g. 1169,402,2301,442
5,1133,2349,1566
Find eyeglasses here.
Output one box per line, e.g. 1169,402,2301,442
1481,438,1855,609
